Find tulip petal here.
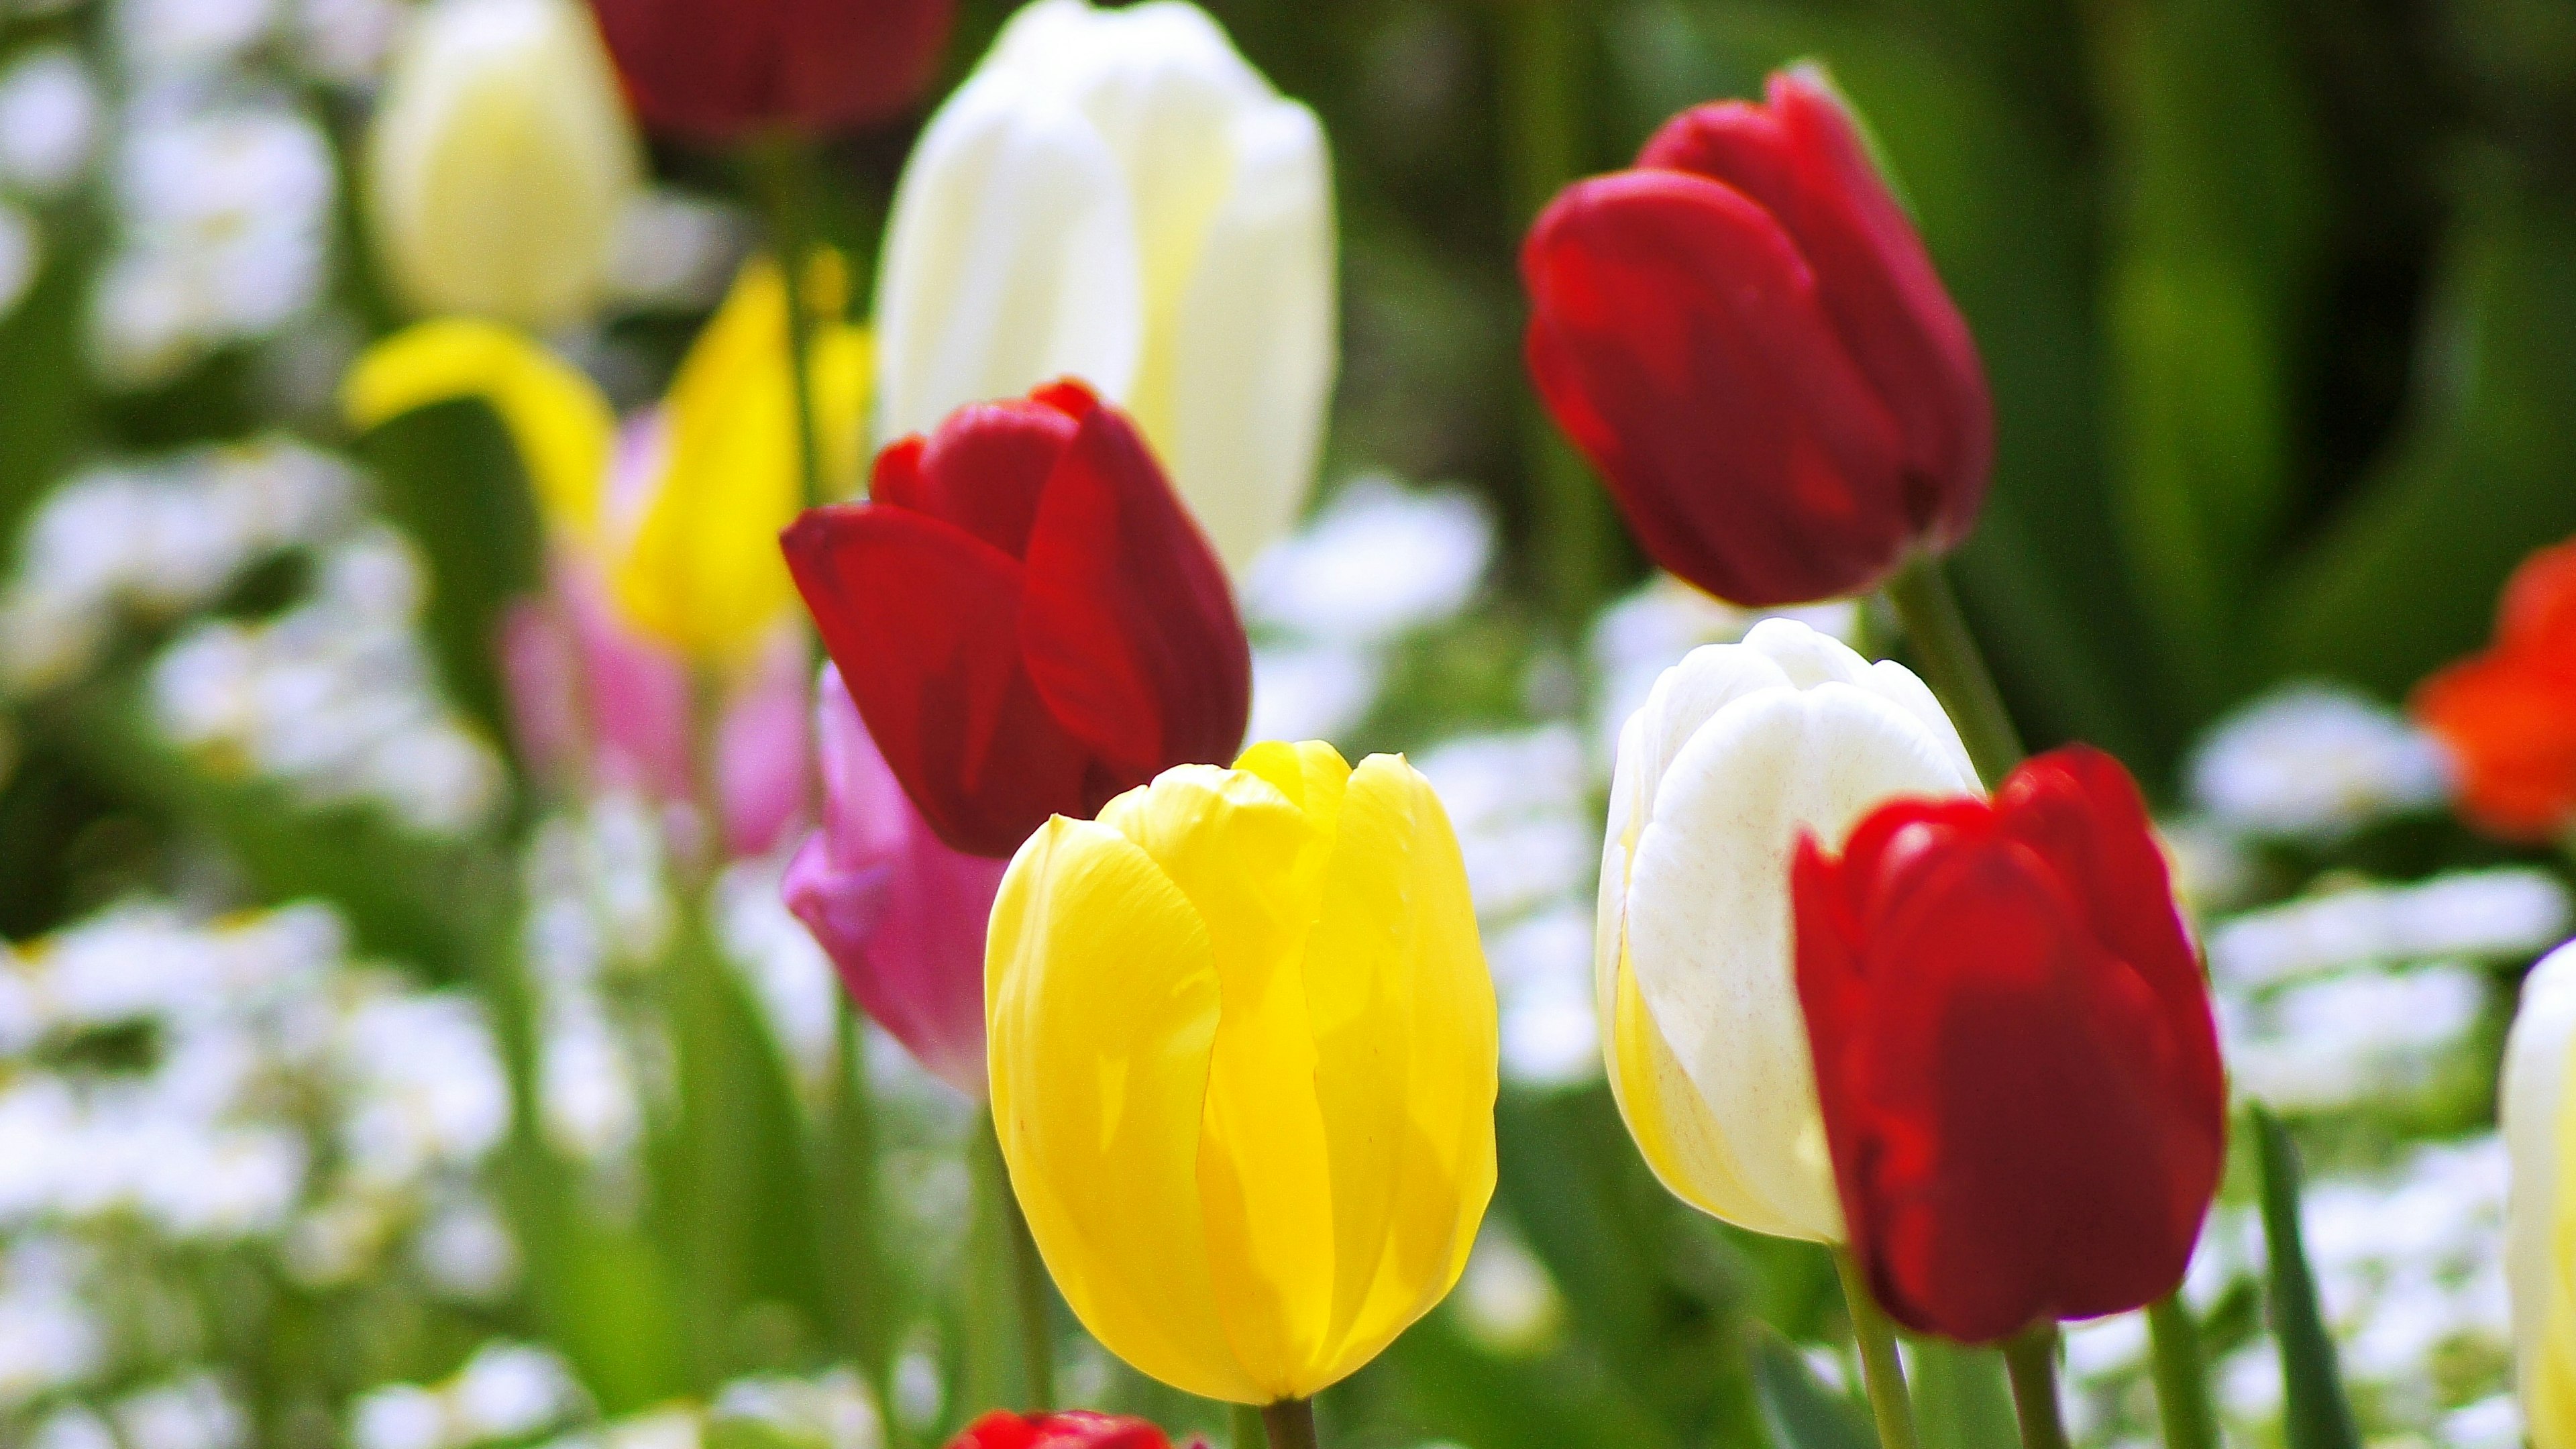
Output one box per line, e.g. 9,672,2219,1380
873,73,1143,441
784,505,1098,858
1297,753,1496,1388
2505,944,2576,1444
1096,765,1336,1398
1523,170,1911,606
1018,401,1251,780
888,393,1081,558
987,816,1255,1403
344,318,614,538
1622,682,1976,1238
1149,99,1336,573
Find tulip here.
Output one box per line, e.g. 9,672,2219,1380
367,0,643,329
1522,67,1991,608
947,1411,1203,1449
2503,939,2576,1445
1792,745,2226,1344
2412,537,2576,843
987,741,1496,1404
1597,618,1976,1243
782,380,1251,859
873,0,1335,574
586,0,957,141
784,664,1006,1097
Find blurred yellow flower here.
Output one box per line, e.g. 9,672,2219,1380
344,253,869,666
986,740,1497,1405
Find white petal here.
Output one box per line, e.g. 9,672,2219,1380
2505,941,2576,1430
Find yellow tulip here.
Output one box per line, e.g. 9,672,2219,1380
343,253,869,666
987,740,1498,1405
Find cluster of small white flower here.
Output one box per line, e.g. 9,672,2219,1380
0,438,356,693
354,1349,880,1449
150,523,506,837
25,1371,250,1449
0,42,100,321
520,800,674,1186
0,898,515,1428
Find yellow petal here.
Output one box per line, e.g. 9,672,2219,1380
986,816,1257,1404
343,317,614,538
1295,752,1495,1393
1098,764,1340,1399
611,252,871,664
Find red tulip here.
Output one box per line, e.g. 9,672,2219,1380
1521,67,1990,607
782,380,1250,859
2412,538,2576,842
1792,745,2224,1344
947,1411,1203,1449
585,0,956,140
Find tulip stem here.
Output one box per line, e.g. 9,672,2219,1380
2145,1295,2219,1449
1261,1399,1319,1449
755,133,830,513
1883,553,2025,786
2002,1326,2073,1449
1833,1249,1919,1449
1001,1129,1057,1408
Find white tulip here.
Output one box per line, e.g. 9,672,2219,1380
1595,619,1978,1242
364,0,641,328
873,0,1336,574
2504,940,2576,1446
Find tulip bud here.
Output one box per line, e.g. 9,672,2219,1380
782,380,1252,859
947,1411,1205,1449
1793,745,2226,1344
2412,537,2576,843
989,741,1497,1403
785,664,1004,1099
873,0,1335,574
2504,941,2576,1445
367,0,643,329
1597,619,1976,1242
1523,67,1991,607
586,0,957,141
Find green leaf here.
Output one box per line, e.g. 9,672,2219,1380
1748,1330,1864,1449
1905,1338,2019,1449
2260,162,2576,697
0,200,96,548
352,398,546,749
2251,1105,2361,1449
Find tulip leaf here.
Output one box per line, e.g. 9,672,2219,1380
352,396,546,752
0,201,96,549
2252,1105,2361,1449
2258,164,2576,697
1748,1330,1869,1449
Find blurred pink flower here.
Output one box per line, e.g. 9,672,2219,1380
785,663,1004,1097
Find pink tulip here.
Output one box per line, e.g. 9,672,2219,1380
716,629,817,859
785,663,1004,1097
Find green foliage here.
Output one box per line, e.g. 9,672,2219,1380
2253,1106,2362,1449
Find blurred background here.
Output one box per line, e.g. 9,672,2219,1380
0,0,2565,1446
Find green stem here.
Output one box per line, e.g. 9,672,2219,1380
996,1117,1056,1408
1261,1399,1320,1449
1882,553,2026,786
754,134,829,513
2002,1327,2073,1449
1232,1404,1269,1449
963,1110,1018,1413
2145,1295,2218,1449
828,1007,906,1448
1497,0,1615,631
1833,1249,1919,1449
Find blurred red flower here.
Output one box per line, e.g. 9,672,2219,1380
1521,67,1990,608
586,0,955,140
948,1411,1203,1449
1792,745,2224,1344
783,380,1250,859
2412,539,2576,842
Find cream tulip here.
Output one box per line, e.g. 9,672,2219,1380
366,0,641,329
1596,617,1978,1242
2504,940,2576,1446
871,0,1336,574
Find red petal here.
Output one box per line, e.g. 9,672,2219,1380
1522,169,1913,606
782,504,1095,858
906,396,1081,559
1017,401,1251,784
589,0,955,140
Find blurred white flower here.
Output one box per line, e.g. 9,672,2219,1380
1452,1227,1562,1356
114,0,280,77
0,50,99,197
1247,643,1380,750
351,1386,447,1449
711,1369,879,1449
26,1407,118,1449
2208,868,2569,989
0,1279,101,1409
2188,683,2451,842
1242,478,1491,643
605,190,752,312
289,0,411,85
112,1374,248,1449
716,857,841,1097
451,1344,582,1442
413,1193,519,1300
2223,963,2487,1110
537,1003,642,1168
335,994,509,1189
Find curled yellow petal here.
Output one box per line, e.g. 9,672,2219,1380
612,251,871,664
343,317,615,538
